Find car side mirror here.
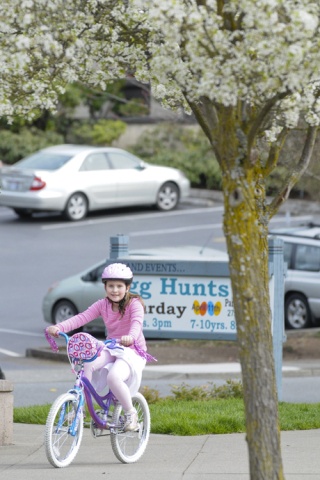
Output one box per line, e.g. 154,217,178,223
136,161,147,171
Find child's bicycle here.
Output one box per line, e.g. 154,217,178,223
44,331,152,468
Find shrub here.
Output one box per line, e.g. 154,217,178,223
139,386,161,404
68,119,127,146
170,380,243,401
0,128,64,165
130,123,222,190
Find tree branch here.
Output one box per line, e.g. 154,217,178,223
186,96,221,162
267,125,318,218
263,127,288,177
247,91,289,151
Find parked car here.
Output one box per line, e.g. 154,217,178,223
42,247,229,332
270,224,320,330
0,144,190,221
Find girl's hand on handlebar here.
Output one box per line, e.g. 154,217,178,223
120,335,133,347
47,325,61,338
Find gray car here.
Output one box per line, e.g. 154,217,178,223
0,144,190,221
43,229,320,332
271,225,320,330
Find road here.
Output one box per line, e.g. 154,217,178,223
0,198,317,407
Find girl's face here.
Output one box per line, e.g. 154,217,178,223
105,280,128,303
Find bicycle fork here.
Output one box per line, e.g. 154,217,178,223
59,387,84,437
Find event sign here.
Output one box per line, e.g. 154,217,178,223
121,259,235,340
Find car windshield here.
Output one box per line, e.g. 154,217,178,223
15,152,73,170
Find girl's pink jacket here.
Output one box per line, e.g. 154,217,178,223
56,297,147,353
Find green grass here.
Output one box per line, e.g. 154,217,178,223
14,404,51,425
14,399,320,436
149,398,246,435
278,402,320,431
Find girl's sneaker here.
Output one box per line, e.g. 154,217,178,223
123,409,138,432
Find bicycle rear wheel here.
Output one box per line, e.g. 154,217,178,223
45,392,84,468
110,392,150,463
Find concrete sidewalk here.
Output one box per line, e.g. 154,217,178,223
2,356,320,478
1,423,319,479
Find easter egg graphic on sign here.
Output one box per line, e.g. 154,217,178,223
193,300,200,315
207,301,214,316
200,302,207,316
214,301,222,316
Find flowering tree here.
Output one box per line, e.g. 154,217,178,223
3,1,320,477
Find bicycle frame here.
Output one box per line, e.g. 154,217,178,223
57,333,120,435
70,370,118,432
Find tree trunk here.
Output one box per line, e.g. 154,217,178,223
190,99,286,479
222,175,284,479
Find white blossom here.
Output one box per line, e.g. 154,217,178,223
0,0,319,129
292,9,319,34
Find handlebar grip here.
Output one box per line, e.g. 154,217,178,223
44,329,69,353
44,328,59,352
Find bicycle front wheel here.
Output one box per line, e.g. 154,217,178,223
110,392,150,464
44,392,84,468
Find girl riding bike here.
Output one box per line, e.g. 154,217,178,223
46,262,155,432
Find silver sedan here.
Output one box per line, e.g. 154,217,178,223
0,144,190,221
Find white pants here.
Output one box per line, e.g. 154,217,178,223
83,345,146,411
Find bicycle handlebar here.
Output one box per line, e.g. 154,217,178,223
44,328,157,362
44,328,120,353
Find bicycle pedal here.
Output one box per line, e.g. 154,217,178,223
94,430,110,437
91,426,110,438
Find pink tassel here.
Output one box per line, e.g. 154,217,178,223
134,343,157,362
44,328,59,353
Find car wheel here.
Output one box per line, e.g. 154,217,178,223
13,208,33,218
63,193,88,221
285,293,312,329
52,300,78,324
156,182,180,211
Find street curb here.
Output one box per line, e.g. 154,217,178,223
182,188,222,206
26,348,69,363
186,188,319,216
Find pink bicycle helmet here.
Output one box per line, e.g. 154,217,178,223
101,263,133,284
